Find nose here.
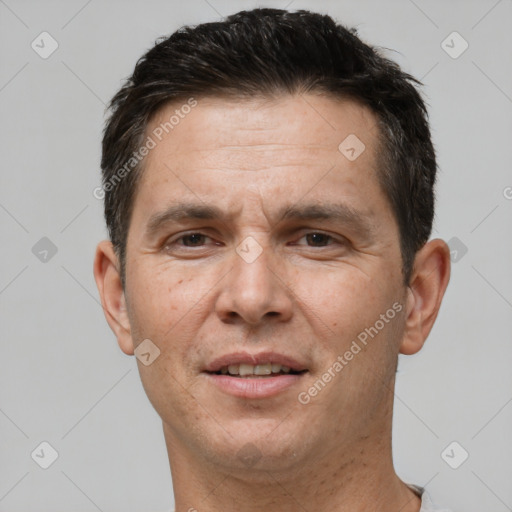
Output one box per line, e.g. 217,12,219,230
214,237,294,327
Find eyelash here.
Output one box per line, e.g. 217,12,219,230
164,231,343,251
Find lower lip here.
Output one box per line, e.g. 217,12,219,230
203,373,305,399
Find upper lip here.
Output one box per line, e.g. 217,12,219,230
204,351,308,373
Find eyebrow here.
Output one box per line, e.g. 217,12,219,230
144,201,375,239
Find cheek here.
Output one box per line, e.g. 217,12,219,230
293,264,404,379
128,264,206,335
126,267,208,419
292,267,380,337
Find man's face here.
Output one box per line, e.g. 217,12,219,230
122,94,407,473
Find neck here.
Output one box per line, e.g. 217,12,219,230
164,423,421,512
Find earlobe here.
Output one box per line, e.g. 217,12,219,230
399,239,451,356
93,240,134,356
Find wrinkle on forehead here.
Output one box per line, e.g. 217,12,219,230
144,93,379,157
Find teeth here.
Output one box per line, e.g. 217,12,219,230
220,363,294,376
254,364,272,375
239,364,254,376
228,365,240,375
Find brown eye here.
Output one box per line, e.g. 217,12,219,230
164,232,215,252
292,232,341,248
180,233,209,246
304,233,333,247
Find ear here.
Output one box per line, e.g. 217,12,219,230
399,238,451,355
93,240,134,355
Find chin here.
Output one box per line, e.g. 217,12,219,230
196,419,313,475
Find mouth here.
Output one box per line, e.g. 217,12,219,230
202,352,309,398
207,362,307,378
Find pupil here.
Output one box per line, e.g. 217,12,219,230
185,234,203,246
307,233,328,246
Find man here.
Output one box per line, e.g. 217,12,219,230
94,8,452,512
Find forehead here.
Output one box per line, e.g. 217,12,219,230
143,94,380,173
132,94,389,229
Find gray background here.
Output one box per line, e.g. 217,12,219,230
1,0,511,511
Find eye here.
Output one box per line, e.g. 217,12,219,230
163,230,344,255
294,232,340,247
164,232,215,250
178,233,211,247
